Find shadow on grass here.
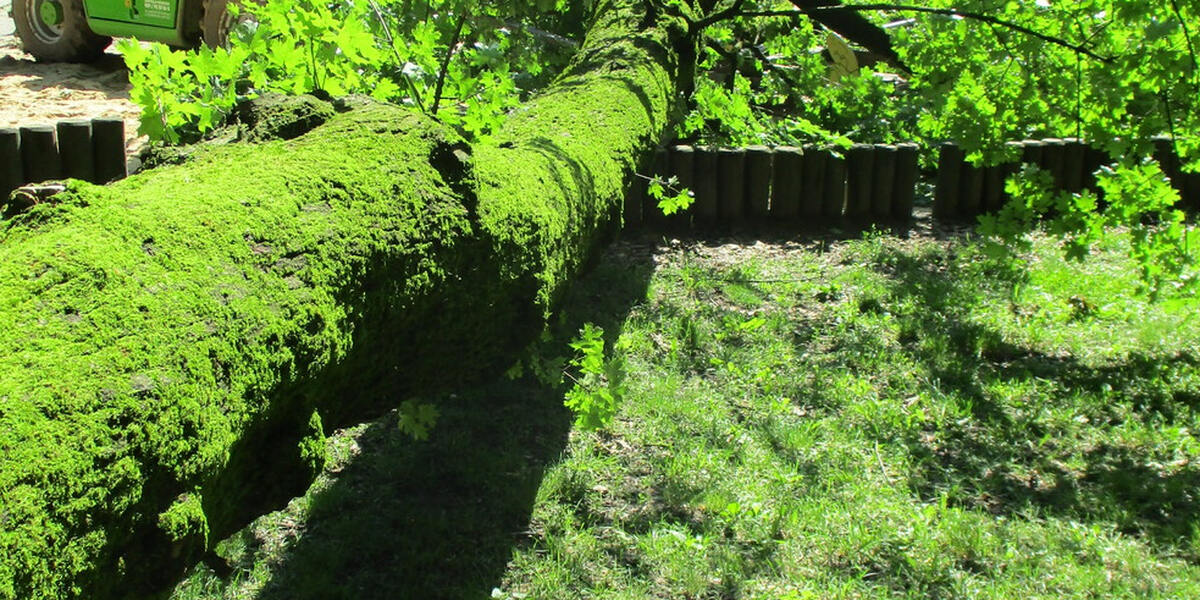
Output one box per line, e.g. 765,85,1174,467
866,242,1200,556
208,235,661,600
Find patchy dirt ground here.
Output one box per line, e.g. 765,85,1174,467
1,1,144,153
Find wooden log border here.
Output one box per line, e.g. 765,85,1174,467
627,143,922,229
618,137,1200,230
0,117,129,202
7,126,1195,231
933,137,1200,220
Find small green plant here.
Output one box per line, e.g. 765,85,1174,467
981,161,1199,300
505,328,567,388
562,323,623,431
397,399,439,441
644,174,694,216
119,40,248,143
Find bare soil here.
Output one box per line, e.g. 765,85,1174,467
1,2,144,154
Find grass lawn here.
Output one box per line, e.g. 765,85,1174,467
172,224,1200,599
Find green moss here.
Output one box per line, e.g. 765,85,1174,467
473,0,681,316
0,105,477,599
0,1,681,598
298,409,327,477
158,494,207,545
236,93,336,142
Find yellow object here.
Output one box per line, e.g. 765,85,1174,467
826,31,858,82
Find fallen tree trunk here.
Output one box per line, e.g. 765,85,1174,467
0,1,684,597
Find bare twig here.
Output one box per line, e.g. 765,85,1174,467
368,0,426,113
431,6,469,116
1170,0,1198,78
747,43,805,92
469,14,580,50
693,0,750,31
1169,0,1198,121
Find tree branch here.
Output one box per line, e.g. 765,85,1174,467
369,0,427,112
1169,0,1198,117
710,3,1113,64
469,14,580,51
431,6,470,116
693,0,750,31
790,0,904,69
746,42,805,94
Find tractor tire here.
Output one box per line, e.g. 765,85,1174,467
12,0,111,62
201,0,258,48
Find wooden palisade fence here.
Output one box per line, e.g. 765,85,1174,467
626,143,919,228
935,137,1200,218
626,139,1200,228
0,117,129,200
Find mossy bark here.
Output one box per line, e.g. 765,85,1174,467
0,1,683,598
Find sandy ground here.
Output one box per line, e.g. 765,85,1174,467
1,1,144,155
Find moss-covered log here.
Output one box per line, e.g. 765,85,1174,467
0,1,684,597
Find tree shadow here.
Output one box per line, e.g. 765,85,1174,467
523,136,598,209
204,236,661,599
865,242,1200,556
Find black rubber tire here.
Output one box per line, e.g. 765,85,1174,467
12,0,110,63
202,0,258,48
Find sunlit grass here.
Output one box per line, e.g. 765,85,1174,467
498,229,1200,599
171,228,1200,600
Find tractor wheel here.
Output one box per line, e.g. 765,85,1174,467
12,0,111,62
201,0,258,48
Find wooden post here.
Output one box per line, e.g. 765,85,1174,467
19,125,61,184
57,120,95,183
845,144,874,219
92,117,127,184
1063,138,1085,193
822,149,847,219
983,165,1004,212
800,145,825,219
871,144,896,219
959,160,984,217
1020,139,1044,169
1041,138,1067,189
770,146,803,219
0,128,21,201
1152,136,1179,177
693,146,719,222
892,143,918,220
1151,136,1185,201
665,145,694,227
933,142,964,219
745,146,772,219
718,147,747,220
1082,145,1108,191
998,141,1024,206
1185,170,1200,212
642,146,671,226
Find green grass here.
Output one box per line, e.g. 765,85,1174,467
171,228,1200,599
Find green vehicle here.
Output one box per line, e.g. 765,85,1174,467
11,0,250,62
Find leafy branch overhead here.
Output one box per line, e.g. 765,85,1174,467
673,0,1198,297
122,0,1200,296
123,0,588,144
